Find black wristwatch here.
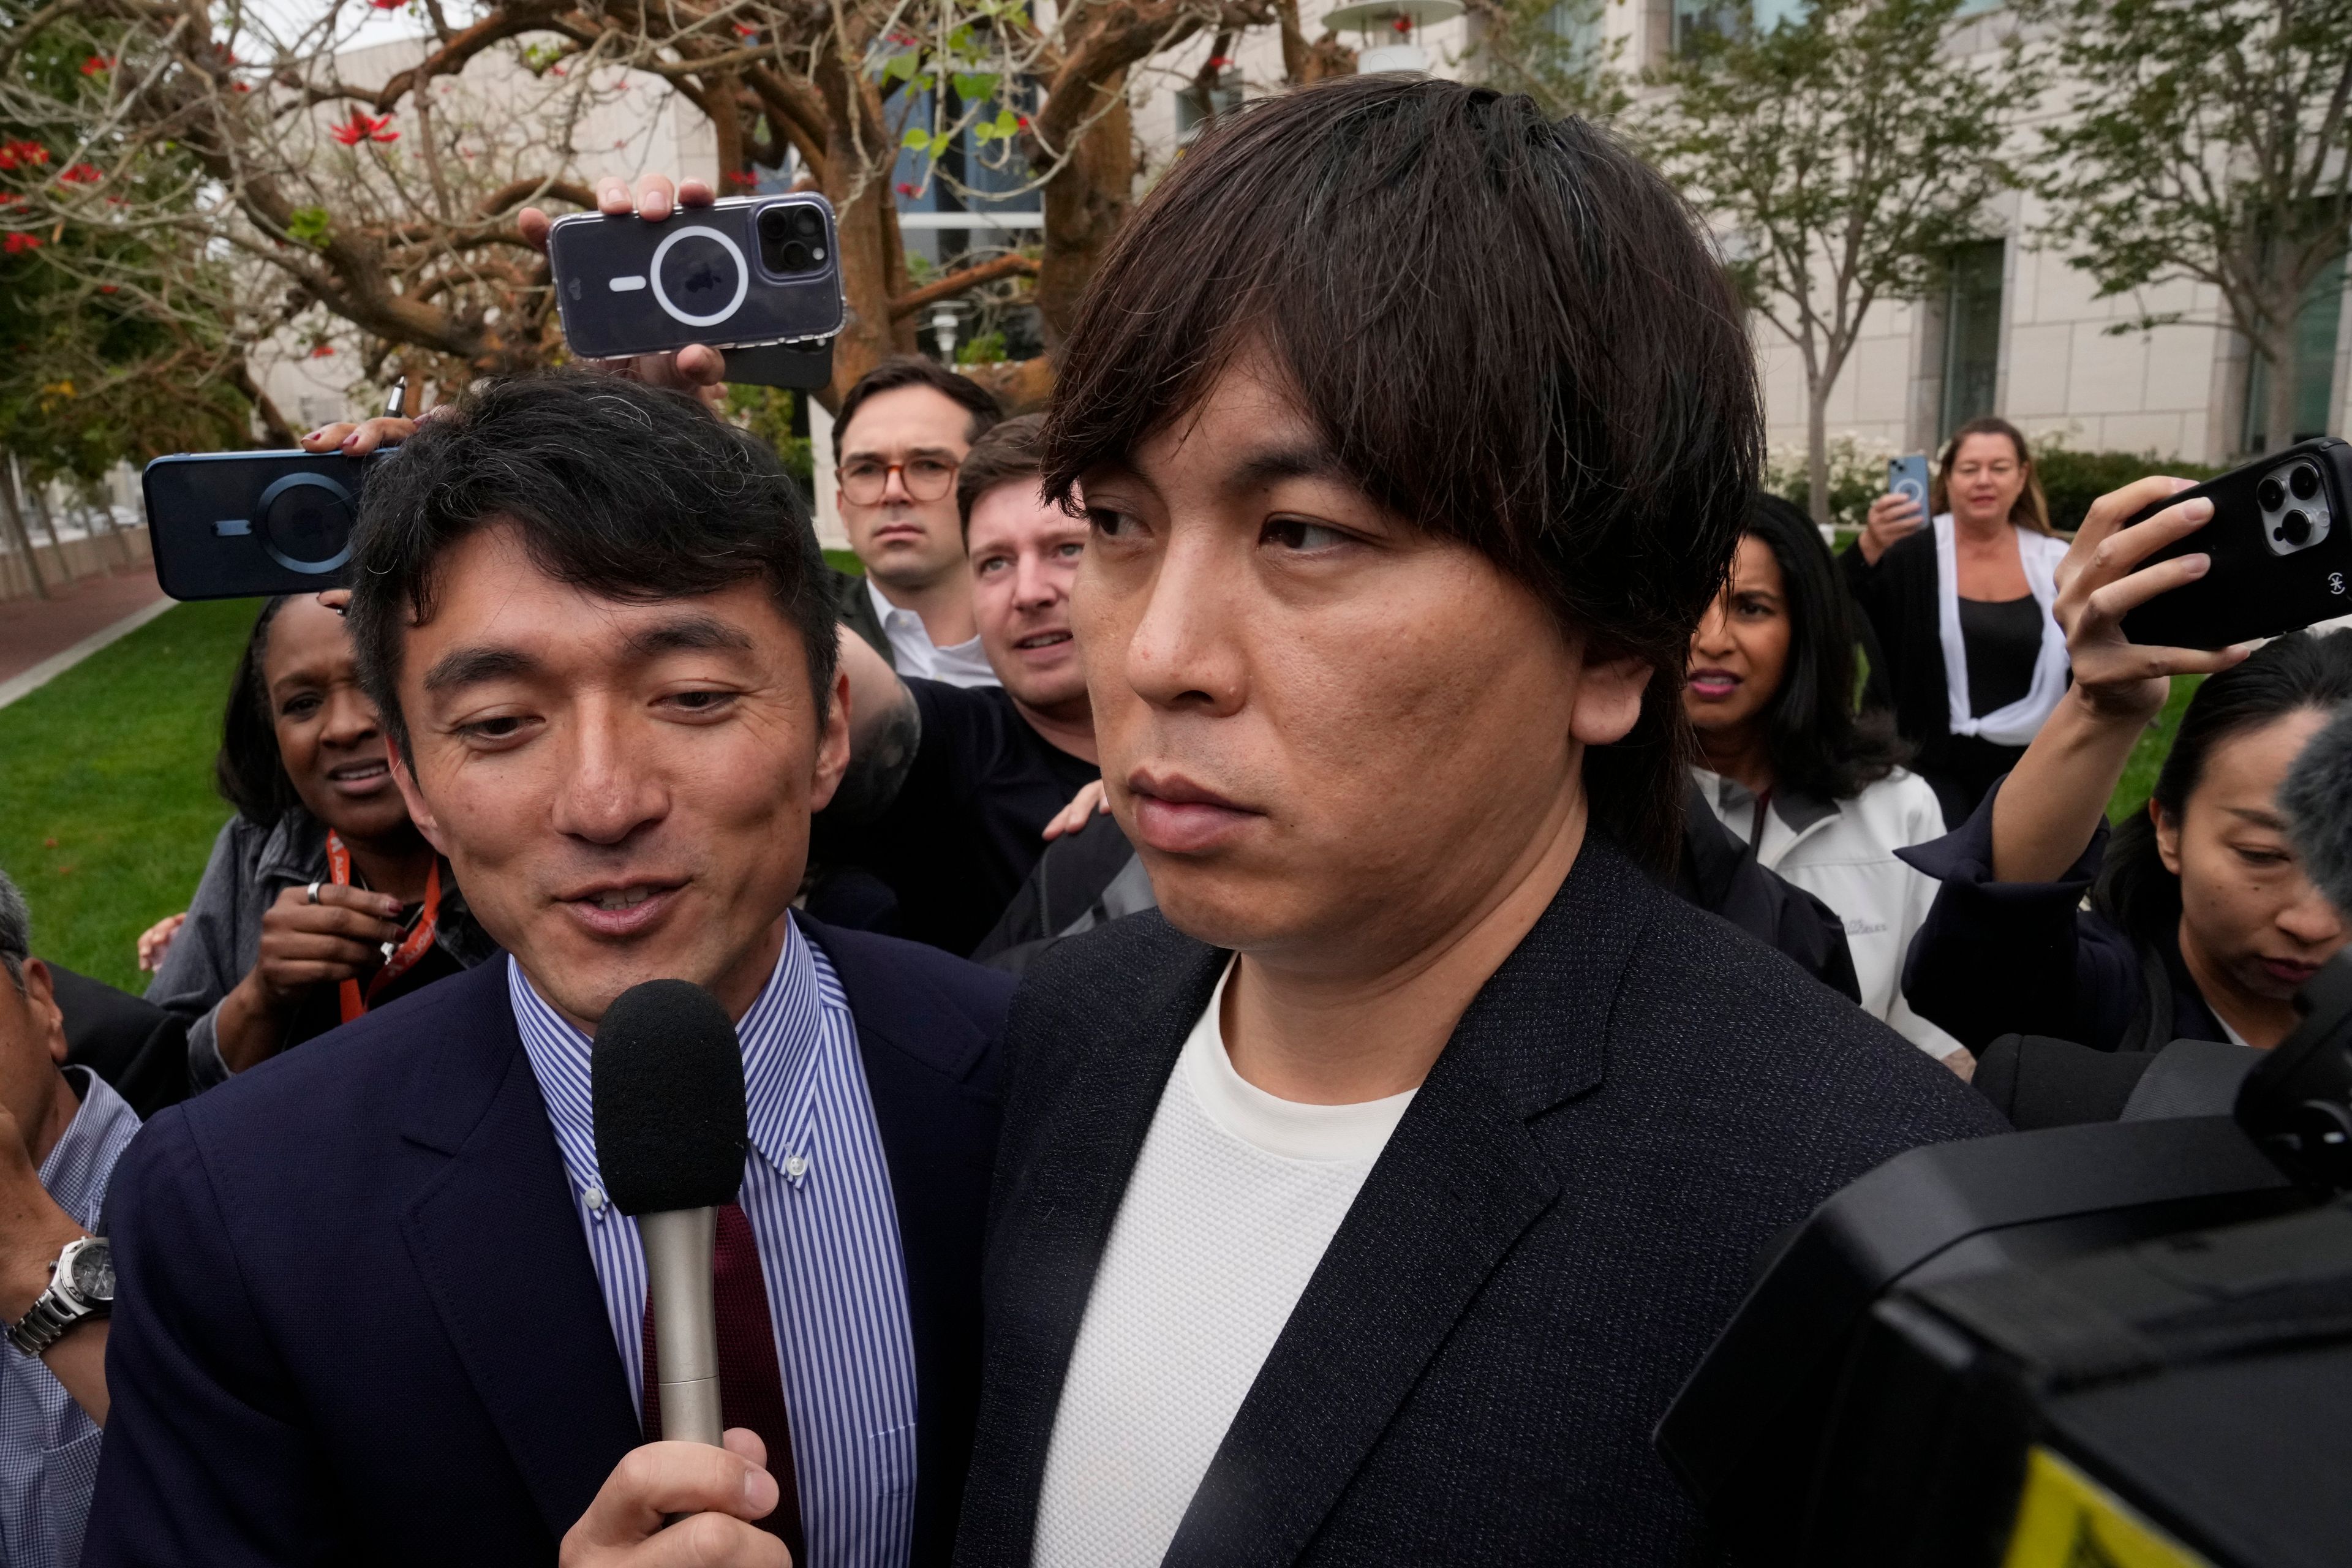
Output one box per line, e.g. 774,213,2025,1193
7,1236,113,1356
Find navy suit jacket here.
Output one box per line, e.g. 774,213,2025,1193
85,918,1011,1567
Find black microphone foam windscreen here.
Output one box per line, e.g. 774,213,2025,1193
2282,698,2352,918
592,979,749,1216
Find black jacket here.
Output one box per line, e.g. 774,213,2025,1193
954,839,2003,1567
1841,532,2030,826
1898,777,2230,1056
832,565,895,667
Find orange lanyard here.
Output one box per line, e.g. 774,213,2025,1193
325,831,442,1025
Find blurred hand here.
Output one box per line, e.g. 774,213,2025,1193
299,417,416,457
135,912,186,974
1858,491,1925,565
217,882,405,1074
2051,476,2250,725
519,174,729,405
561,1429,789,1568
1044,779,1109,842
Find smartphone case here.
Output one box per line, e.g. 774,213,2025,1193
2117,437,2352,650
1888,454,1931,519
548,195,845,362
144,450,379,600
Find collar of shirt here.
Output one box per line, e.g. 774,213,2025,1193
865,578,1000,690
39,1068,139,1236
510,922,827,1202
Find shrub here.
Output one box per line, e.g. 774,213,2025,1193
2034,445,2221,535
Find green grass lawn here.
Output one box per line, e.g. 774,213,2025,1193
0,600,253,992
2109,673,2199,825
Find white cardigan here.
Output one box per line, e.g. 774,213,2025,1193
1691,766,1964,1061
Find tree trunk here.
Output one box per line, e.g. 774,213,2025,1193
2257,315,2300,454
1807,378,1834,527
816,62,911,410
26,478,74,586
1035,69,1134,349
0,455,49,600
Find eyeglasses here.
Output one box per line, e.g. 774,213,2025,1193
840,454,958,505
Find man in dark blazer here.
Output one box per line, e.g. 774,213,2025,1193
85,370,1008,1566
950,77,2007,1568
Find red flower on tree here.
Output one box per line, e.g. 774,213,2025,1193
0,140,50,170
1391,13,1412,29
733,21,758,38
81,55,116,76
59,163,101,186
2,233,42,254
332,112,399,146
369,0,404,9
896,181,917,197
1206,55,1232,68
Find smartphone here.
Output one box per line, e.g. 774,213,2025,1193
547,194,845,362
1887,454,1931,521
2118,437,2352,649
144,449,377,600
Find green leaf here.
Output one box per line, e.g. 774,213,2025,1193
883,52,920,83
951,72,998,102
972,121,996,144
902,125,932,149
285,206,331,249
993,107,1018,136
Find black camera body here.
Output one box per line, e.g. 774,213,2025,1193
2119,436,2352,650
546,195,845,363
144,448,378,600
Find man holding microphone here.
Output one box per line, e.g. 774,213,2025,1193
84,205,1011,1561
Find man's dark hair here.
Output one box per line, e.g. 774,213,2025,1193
216,595,302,826
832,356,1003,466
956,413,1047,537
347,374,838,756
1043,75,1761,872
1739,495,1909,803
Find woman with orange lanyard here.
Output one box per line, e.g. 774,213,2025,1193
146,582,495,1091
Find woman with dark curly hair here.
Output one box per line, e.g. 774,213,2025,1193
1685,495,1965,1066
145,591,494,1087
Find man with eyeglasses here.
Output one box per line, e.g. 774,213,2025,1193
813,416,1101,956
830,358,1006,690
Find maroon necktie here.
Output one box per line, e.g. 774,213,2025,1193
641,1200,807,1561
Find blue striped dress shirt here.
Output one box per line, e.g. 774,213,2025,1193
0,1066,140,1568
510,919,920,1567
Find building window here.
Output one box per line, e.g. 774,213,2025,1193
1545,0,1604,62
1940,239,2005,442
1175,70,1243,144
1673,0,1806,54
2243,249,2347,452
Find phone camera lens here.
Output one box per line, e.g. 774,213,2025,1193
2290,464,2321,500
2282,509,2313,546
793,208,823,239
760,205,827,273
779,241,813,271
256,473,356,575
2259,477,2287,511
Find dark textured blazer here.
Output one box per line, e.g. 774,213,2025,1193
954,840,2007,1567
85,917,1011,1568
833,564,896,668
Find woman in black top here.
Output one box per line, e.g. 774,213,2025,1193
1902,475,2351,1056
1842,416,2070,824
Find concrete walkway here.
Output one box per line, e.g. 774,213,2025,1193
0,566,173,710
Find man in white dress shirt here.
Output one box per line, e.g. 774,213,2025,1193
832,358,1006,690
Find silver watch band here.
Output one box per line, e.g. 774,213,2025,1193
7,1238,104,1357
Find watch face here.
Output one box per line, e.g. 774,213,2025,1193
65,1239,113,1303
